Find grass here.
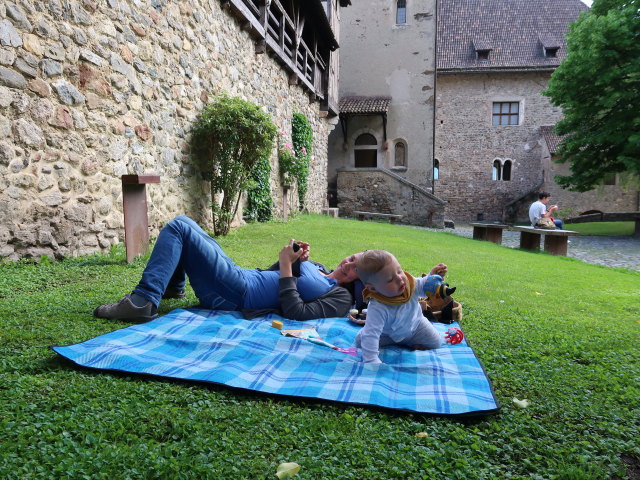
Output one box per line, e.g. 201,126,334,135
564,221,636,236
1,214,639,479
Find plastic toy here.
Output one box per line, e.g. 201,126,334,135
444,327,464,345
271,320,283,329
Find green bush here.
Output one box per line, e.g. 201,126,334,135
191,94,277,235
245,153,273,223
291,113,313,209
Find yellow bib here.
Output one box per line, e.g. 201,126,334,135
362,272,415,306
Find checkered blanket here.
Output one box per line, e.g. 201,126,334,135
52,309,500,415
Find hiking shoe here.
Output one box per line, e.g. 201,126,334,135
93,294,158,321
162,287,186,299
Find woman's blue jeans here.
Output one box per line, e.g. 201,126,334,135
133,216,246,309
554,219,564,230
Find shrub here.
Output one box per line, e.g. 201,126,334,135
191,95,277,235
291,113,313,209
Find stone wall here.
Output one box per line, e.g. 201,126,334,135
435,71,563,222
328,0,437,191
541,151,639,217
0,0,334,260
337,168,445,226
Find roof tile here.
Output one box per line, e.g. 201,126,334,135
339,96,392,113
437,0,588,71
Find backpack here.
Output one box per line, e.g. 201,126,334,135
536,217,556,229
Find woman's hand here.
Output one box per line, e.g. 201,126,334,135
297,241,310,262
278,239,304,278
429,263,448,277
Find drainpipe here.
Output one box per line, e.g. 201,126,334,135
431,0,439,195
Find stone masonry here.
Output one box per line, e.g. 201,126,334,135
0,0,334,260
337,168,445,226
435,72,563,222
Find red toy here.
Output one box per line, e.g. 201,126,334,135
444,327,464,345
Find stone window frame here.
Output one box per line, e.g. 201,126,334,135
492,157,513,181
352,128,381,168
391,138,408,171
433,158,440,180
491,99,524,126
396,0,408,24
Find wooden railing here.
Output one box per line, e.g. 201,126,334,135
225,0,331,102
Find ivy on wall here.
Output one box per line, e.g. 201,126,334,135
245,154,273,222
291,113,313,209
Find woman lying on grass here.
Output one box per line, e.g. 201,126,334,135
94,216,362,321
94,216,448,322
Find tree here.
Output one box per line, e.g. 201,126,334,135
543,0,640,191
191,95,277,236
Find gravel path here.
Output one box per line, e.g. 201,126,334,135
416,224,640,272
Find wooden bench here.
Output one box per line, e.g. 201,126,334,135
354,210,402,224
511,226,579,256
469,222,509,245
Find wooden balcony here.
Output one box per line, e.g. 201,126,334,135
223,0,339,111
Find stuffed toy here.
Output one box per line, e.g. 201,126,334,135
419,274,462,324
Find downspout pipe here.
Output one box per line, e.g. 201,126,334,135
431,0,439,195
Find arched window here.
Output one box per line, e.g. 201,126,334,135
354,133,377,168
492,159,501,181
502,160,512,181
492,158,513,181
396,0,407,24
394,141,406,167
434,159,440,180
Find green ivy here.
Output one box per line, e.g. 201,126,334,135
291,113,313,209
245,154,273,223
190,94,277,235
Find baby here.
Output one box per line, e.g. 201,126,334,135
354,250,451,364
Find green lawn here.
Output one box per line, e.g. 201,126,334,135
564,221,635,236
1,215,638,479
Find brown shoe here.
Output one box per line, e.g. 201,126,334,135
93,294,158,321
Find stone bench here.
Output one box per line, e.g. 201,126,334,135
511,226,579,256
469,222,509,245
353,210,402,224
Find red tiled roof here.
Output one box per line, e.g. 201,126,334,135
437,0,588,71
540,125,565,154
339,96,392,114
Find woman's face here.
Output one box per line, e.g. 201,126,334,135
333,252,363,284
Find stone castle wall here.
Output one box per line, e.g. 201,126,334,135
0,0,333,260
435,71,563,222
337,168,445,226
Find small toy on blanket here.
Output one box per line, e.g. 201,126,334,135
418,273,461,325
280,328,358,356
444,327,464,345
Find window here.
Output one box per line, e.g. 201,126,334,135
492,102,519,126
354,133,377,168
502,160,512,181
492,158,513,181
396,0,407,24
603,173,616,185
492,160,501,180
477,49,491,61
394,141,406,167
544,47,559,58
434,159,439,180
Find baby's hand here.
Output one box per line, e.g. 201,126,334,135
429,263,448,277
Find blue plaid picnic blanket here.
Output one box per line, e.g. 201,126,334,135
52,309,500,415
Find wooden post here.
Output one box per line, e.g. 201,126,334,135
544,235,569,256
121,174,160,263
472,226,487,241
520,231,541,251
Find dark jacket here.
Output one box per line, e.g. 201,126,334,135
241,260,353,320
